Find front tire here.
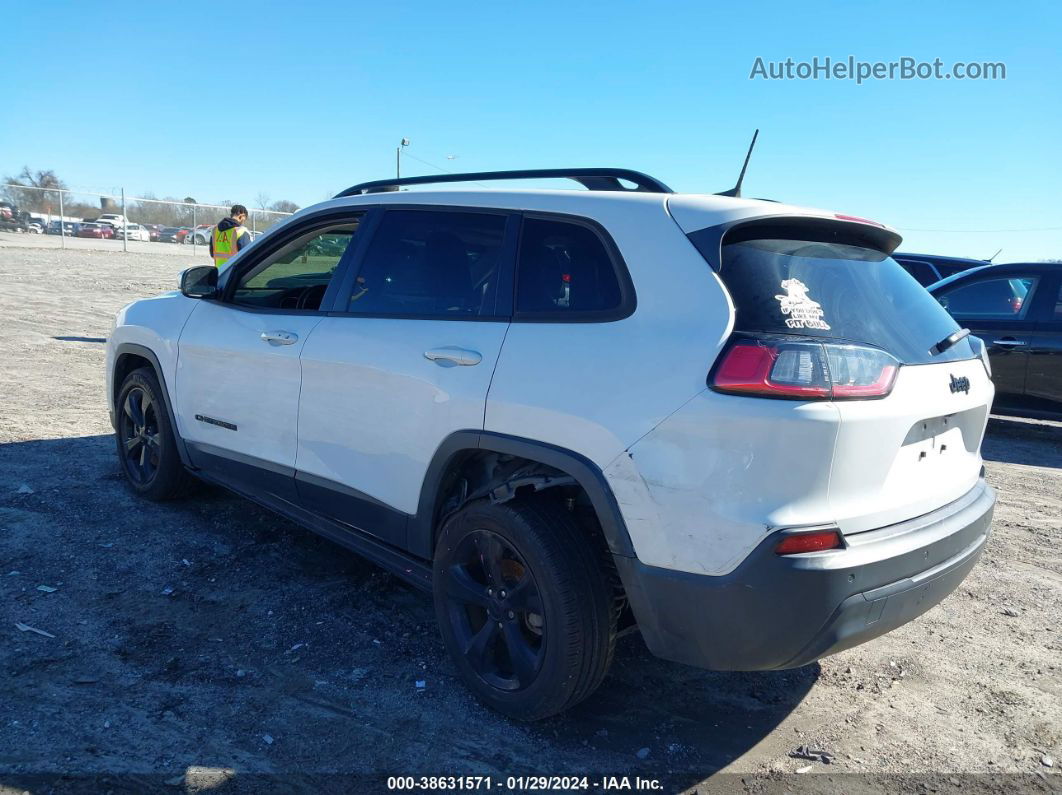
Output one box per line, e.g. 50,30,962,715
114,368,195,500
433,498,616,720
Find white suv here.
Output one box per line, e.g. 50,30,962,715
105,168,996,720
96,213,127,229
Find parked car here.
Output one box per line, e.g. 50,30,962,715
0,201,30,232
96,213,127,229
929,262,1062,418
159,227,186,243
116,223,152,242
893,252,991,287
106,167,996,720
77,222,116,239
27,220,44,234
188,224,214,246
47,220,79,236
143,224,163,242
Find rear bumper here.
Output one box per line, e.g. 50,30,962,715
616,478,995,670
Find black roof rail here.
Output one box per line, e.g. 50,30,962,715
334,168,673,198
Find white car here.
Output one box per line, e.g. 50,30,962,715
96,213,127,229
188,225,214,246
116,223,151,242
105,168,996,720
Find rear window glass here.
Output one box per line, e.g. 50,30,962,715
718,238,976,364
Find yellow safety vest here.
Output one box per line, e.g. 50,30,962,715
211,224,246,268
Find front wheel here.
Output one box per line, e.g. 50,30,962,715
114,368,195,500
433,498,616,720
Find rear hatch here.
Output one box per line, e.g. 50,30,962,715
687,216,992,534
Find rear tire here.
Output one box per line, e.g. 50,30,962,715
114,368,196,501
433,497,616,720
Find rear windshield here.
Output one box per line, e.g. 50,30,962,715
717,238,976,364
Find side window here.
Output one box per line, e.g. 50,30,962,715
232,218,362,310
515,218,625,317
1053,281,1062,320
938,276,1039,320
898,260,939,286
347,210,506,317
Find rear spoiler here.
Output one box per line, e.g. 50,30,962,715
685,215,902,272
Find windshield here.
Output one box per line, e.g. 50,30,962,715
717,238,976,365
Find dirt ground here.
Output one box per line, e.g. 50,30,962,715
0,245,1059,794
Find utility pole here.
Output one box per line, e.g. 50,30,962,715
397,138,410,180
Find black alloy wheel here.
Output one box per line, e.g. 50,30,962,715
119,385,161,486
443,528,546,691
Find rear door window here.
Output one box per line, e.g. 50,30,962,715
937,276,1039,320
718,237,975,364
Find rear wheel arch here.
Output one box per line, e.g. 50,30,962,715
411,431,636,561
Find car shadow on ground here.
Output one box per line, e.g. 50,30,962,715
531,648,819,785
982,415,1062,469
0,435,815,791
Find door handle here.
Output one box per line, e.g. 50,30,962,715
260,330,298,346
990,338,1026,347
424,346,482,366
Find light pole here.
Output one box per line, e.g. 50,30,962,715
396,138,410,180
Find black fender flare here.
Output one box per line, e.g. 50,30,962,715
112,343,193,468
410,431,636,560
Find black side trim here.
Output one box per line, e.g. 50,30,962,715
186,441,298,503
409,431,635,559
112,343,191,468
193,468,432,592
295,470,410,548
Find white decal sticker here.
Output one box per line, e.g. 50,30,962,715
774,279,831,330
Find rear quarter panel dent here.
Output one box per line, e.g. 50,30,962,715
607,392,842,575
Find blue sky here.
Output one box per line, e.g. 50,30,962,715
3,0,1060,260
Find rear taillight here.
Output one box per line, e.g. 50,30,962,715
775,530,844,555
711,337,899,400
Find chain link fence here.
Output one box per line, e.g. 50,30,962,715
1,183,293,256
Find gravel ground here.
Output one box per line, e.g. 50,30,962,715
0,245,1059,794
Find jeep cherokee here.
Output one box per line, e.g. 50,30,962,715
106,168,996,720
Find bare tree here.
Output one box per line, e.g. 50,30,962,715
270,199,300,214
2,167,68,213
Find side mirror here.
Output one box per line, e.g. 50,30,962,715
180,265,218,299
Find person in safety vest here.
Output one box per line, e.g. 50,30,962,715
209,204,250,267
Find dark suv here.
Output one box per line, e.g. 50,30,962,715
894,252,991,287
930,262,1062,417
